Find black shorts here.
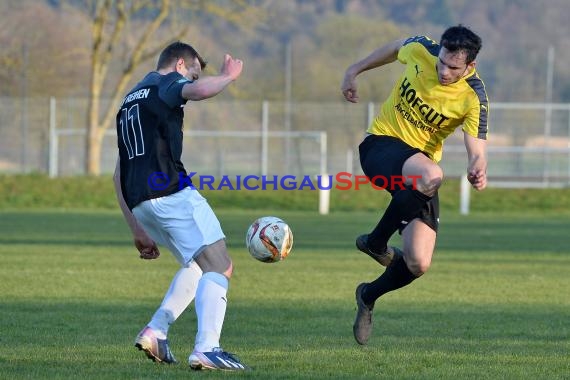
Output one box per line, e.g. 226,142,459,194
358,134,439,233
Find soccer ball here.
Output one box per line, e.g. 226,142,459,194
245,216,293,263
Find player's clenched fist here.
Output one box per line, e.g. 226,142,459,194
221,54,243,81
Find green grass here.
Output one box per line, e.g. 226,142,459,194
1,173,570,213
0,209,569,379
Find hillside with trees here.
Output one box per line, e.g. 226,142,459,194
1,0,568,103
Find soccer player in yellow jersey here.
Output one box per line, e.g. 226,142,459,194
341,25,488,345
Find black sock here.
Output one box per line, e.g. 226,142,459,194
362,255,418,305
368,185,431,251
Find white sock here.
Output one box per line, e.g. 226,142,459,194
147,261,202,339
193,272,229,352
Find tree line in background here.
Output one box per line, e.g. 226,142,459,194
0,0,568,174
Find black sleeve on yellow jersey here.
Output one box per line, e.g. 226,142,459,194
466,76,489,140
403,35,440,57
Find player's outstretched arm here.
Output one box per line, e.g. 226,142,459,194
113,158,160,259
341,38,405,103
464,132,488,191
182,53,243,101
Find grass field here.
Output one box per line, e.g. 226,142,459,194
0,208,569,379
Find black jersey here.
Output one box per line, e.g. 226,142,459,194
116,71,192,210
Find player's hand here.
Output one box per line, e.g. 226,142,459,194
134,230,160,260
341,73,359,103
467,169,487,191
220,54,243,81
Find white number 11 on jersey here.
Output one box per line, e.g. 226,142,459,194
120,104,145,159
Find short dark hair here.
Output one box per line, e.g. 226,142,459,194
156,41,207,70
440,25,482,64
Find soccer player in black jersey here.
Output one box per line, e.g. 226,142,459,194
341,25,489,345
114,42,248,370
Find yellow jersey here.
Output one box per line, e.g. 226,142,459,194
367,35,489,162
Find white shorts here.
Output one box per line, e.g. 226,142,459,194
132,187,225,266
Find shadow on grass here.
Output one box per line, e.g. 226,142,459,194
2,300,568,349
1,299,568,379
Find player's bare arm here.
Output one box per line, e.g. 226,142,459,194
182,54,243,101
113,158,160,259
341,38,405,103
464,132,488,191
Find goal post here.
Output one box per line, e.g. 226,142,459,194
460,174,470,215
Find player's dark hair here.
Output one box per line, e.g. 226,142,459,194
156,41,207,70
440,25,482,64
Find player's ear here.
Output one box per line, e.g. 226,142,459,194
176,58,185,71
464,60,476,76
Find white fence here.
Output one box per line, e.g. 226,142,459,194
2,97,570,189
48,100,328,179
443,102,570,188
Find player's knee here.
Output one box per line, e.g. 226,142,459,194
406,257,432,277
415,166,443,196
194,246,233,277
